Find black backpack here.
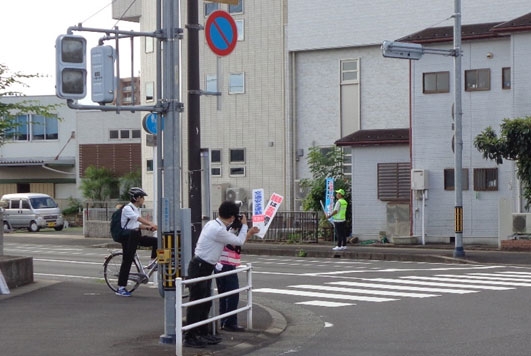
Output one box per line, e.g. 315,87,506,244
110,205,130,242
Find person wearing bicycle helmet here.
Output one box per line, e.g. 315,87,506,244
116,187,158,297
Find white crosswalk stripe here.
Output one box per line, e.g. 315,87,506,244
253,269,531,308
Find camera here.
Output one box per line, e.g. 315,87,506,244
231,214,244,231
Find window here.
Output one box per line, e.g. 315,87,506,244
204,2,219,16
210,149,221,177
423,71,450,94
109,129,141,140
4,114,58,141
342,147,352,176
146,159,153,172
145,82,154,102
341,59,359,83
236,19,244,41
444,168,469,190
229,73,245,94
229,148,245,163
230,167,245,176
474,168,498,191
465,69,490,91
211,149,221,163
502,67,511,89
228,0,243,14
145,37,154,53
377,162,411,201
206,74,217,93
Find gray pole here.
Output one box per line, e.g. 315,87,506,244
160,0,181,343
453,0,465,257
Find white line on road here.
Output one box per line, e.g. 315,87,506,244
253,288,397,302
289,284,439,298
330,281,477,294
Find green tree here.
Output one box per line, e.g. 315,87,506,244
118,169,142,201
0,64,61,146
299,146,351,212
474,116,531,209
80,166,119,203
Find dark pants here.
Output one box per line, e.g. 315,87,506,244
334,221,347,247
185,256,215,339
117,229,157,287
215,264,239,328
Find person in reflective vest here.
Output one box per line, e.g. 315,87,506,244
326,189,348,251
214,243,244,332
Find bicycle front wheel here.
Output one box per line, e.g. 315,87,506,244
103,252,142,293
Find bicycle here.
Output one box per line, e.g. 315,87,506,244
103,250,158,293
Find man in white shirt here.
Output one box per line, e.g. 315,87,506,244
183,201,259,348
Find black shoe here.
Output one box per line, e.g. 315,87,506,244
200,334,222,345
184,336,206,348
222,324,245,332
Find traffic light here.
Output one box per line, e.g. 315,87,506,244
55,34,87,99
91,45,116,104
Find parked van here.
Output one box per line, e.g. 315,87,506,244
1,193,64,232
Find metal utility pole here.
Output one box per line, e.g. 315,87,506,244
187,0,203,250
159,0,182,344
453,0,465,257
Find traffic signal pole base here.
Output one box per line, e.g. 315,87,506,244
159,334,176,344
453,246,465,258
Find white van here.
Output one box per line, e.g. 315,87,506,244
1,193,64,232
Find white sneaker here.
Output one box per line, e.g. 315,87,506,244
341,246,347,250
332,246,341,251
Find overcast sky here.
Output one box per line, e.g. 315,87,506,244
1,0,139,96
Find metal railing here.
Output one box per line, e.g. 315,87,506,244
175,264,253,356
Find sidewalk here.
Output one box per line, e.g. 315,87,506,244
2,231,531,356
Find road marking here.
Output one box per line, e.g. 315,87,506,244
34,258,103,266
330,281,477,294
253,288,397,302
35,273,101,280
404,276,531,287
437,273,531,283
289,284,439,298
297,301,353,307
376,277,513,290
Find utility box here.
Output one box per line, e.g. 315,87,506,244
411,169,428,190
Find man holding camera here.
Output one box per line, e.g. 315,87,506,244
184,201,260,349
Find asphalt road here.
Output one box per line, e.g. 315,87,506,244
5,232,531,355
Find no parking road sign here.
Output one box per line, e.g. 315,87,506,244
205,10,238,56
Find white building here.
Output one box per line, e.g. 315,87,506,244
0,95,143,207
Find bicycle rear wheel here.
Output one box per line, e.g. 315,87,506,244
103,252,142,293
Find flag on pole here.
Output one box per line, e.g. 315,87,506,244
324,177,335,217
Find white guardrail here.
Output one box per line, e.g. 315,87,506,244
175,263,253,356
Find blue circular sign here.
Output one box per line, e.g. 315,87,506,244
205,10,238,56
142,113,162,135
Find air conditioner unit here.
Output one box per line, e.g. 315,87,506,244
226,187,246,203
211,183,229,214
512,213,531,234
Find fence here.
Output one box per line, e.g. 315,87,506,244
175,264,253,356
83,203,320,242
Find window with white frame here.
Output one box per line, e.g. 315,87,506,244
229,148,245,176
340,59,360,136
4,114,59,142
110,129,141,140
229,73,245,94
145,82,154,102
204,2,219,16
211,149,222,177
236,19,244,41
145,37,154,53
228,0,243,14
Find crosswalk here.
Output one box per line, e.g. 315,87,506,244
253,268,531,308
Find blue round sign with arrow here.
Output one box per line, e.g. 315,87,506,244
205,10,238,57
142,113,163,135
